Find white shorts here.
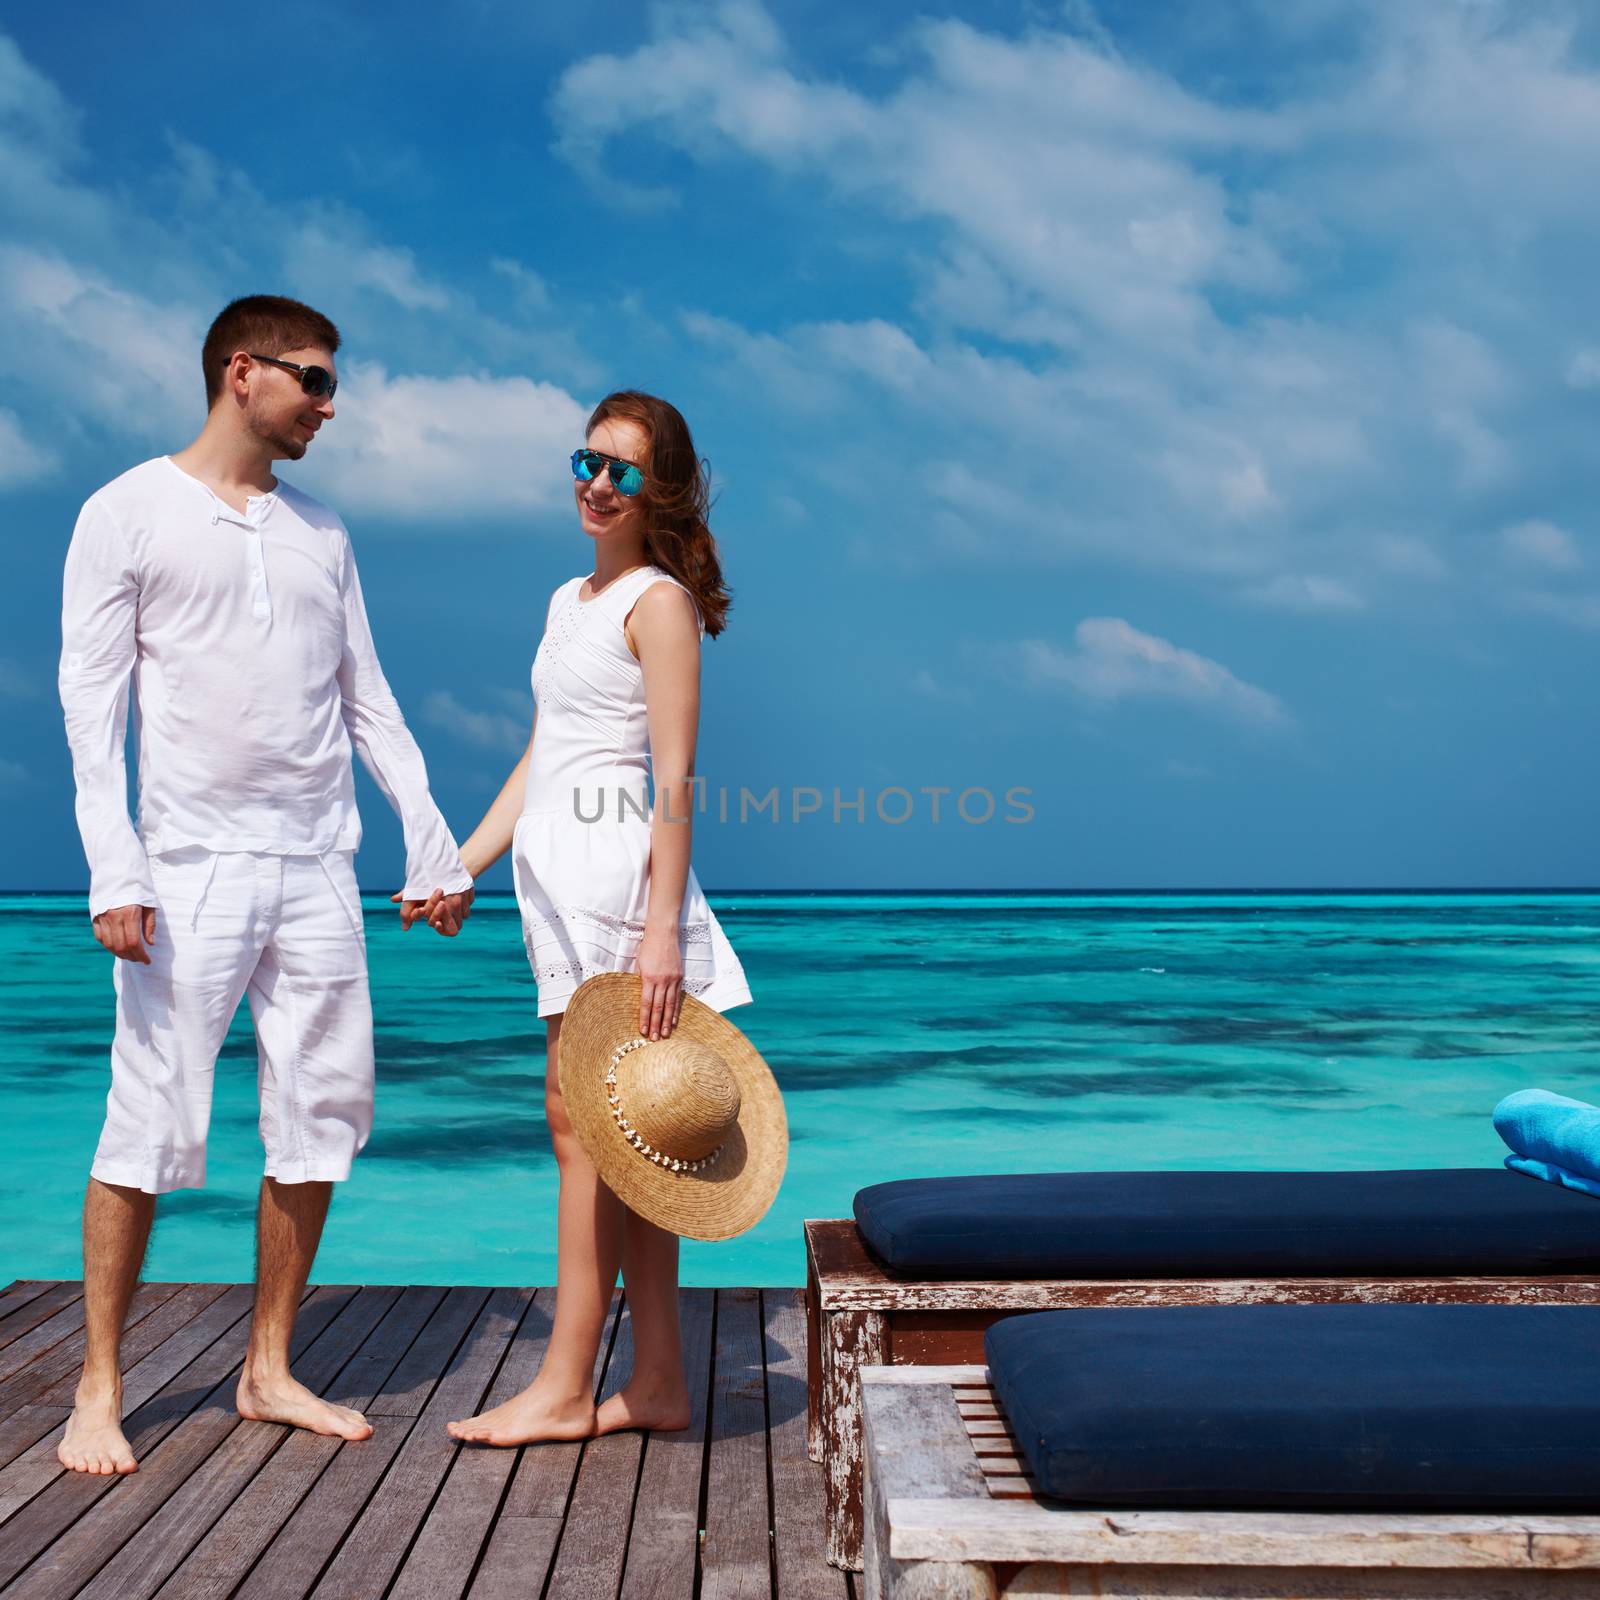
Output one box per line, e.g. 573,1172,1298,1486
90,847,374,1195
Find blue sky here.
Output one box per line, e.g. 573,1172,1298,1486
3,0,1600,891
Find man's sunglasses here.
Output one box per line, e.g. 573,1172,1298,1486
571,448,645,497
249,353,338,400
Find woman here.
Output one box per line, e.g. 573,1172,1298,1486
446,391,752,1444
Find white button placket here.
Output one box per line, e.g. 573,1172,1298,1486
245,500,272,622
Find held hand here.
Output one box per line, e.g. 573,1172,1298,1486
92,904,157,964
388,887,475,935
426,887,474,937
637,927,684,1040
390,890,435,931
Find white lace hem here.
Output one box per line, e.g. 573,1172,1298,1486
521,901,731,1004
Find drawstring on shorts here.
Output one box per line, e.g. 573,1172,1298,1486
190,853,222,932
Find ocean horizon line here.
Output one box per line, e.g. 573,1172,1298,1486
5,885,1600,898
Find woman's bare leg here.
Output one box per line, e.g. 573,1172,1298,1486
594,1212,691,1434
448,1012,624,1444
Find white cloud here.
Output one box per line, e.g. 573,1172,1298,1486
1241,574,1366,613
908,667,973,706
280,362,589,523
1010,618,1290,727
0,48,593,518
286,206,452,313
0,757,29,787
0,407,55,487
1568,348,1600,389
1501,519,1582,572
420,689,530,754
0,247,201,441
1511,590,1600,631
1373,535,1450,580
558,3,1594,602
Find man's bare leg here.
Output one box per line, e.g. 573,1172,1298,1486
234,1178,371,1440
59,1177,155,1474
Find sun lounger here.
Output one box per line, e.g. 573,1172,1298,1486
861,1303,1600,1598
809,1169,1600,1568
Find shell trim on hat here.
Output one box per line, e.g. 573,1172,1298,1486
606,1034,723,1175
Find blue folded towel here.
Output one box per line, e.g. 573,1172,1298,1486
1494,1088,1600,1199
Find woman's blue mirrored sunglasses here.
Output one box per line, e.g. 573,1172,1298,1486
571,448,645,497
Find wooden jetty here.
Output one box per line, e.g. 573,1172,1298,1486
0,1278,849,1598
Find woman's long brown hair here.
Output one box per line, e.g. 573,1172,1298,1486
588,390,732,638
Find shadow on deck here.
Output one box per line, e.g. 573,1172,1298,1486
0,1279,851,1599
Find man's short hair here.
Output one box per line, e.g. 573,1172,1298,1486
201,295,341,407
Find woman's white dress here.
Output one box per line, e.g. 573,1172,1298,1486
512,565,753,1019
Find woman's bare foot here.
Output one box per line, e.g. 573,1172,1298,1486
58,1381,138,1475
236,1371,373,1441
447,1379,596,1446
594,1375,692,1436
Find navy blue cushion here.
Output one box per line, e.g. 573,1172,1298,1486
853,1169,1600,1278
986,1304,1600,1509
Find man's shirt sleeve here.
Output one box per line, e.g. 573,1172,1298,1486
335,529,473,899
59,497,157,918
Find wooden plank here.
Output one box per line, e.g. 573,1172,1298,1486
700,1287,772,1600
540,1300,644,1600
0,1285,344,1587
230,1290,495,1600
469,1291,625,1600
0,1283,257,1513
225,1286,489,1600
805,1224,1600,1311
861,1376,994,1600
618,1288,714,1600
464,1516,565,1600
763,1288,849,1599
0,1297,98,1389
65,1286,403,1600
224,1420,410,1600
160,1286,450,1600
309,1286,530,1599
0,1284,221,1468
0,1283,51,1326
3,1285,384,1600
995,1562,1600,1595
0,1280,195,1424
821,1306,887,1569
0,1406,71,1479
888,1499,1600,1568
806,1250,824,1463
366,1285,492,1417
0,1283,81,1353
385,1288,553,1600
861,1366,994,1388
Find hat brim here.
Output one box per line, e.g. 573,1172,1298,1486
557,973,787,1241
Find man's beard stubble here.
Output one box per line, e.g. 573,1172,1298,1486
246,407,307,462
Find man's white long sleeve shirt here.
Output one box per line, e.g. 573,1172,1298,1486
59,455,471,918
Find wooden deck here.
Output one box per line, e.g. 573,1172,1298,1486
0,1278,851,1599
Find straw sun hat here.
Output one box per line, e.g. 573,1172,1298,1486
558,972,787,1241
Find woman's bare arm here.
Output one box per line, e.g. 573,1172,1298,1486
632,584,704,1036
458,714,537,880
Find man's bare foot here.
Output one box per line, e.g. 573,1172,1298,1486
58,1381,138,1475
446,1379,596,1446
594,1377,692,1437
236,1371,372,1441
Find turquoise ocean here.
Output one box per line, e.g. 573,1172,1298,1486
5,890,1600,1289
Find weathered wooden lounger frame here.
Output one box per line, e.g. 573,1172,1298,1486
805,1217,1600,1571
860,1363,1600,1599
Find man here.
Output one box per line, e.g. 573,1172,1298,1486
56,294,474,1474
